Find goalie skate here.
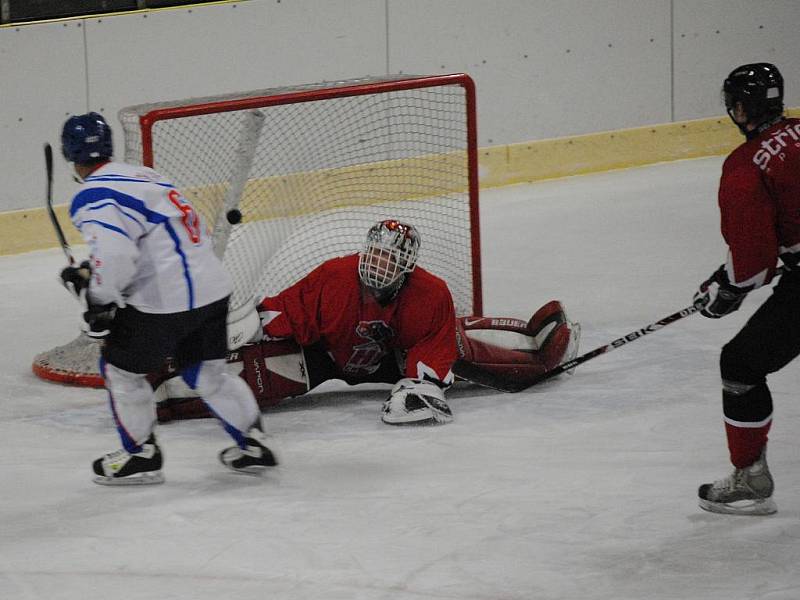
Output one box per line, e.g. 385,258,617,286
698,450,776,516
92,435,164,486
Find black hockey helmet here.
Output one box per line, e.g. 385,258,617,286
723,63,784,123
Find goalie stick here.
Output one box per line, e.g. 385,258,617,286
44,143,75,266
459,267,787,393
211,109,266,349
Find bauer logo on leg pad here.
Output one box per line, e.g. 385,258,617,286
461,316,529,331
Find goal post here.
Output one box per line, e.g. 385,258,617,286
33,73,482,387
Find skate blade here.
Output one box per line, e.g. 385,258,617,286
698,496,777,516
220,448,278,475
382,415,440,426
93,471,165,486
223,463,273,476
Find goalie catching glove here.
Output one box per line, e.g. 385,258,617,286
381,378,453,425
60,260,116,339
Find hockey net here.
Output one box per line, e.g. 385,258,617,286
33,73,481,388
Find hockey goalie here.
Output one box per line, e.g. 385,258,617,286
154,219,580,424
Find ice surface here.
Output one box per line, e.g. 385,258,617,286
2,156,799,600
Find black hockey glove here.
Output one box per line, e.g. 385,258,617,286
83,302,116,339
60,260,92,299
693,265,749,319
60,260,115,338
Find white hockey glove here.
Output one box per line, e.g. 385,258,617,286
381,378,453,425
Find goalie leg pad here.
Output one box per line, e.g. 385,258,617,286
528,300,567,346
540,320,581,372
239,339,309,408
528,301,580,371
453,301,580,386
381,378,453,425
455,315,548,382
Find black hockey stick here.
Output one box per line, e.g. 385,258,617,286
44,143,75,265
458,266,787,393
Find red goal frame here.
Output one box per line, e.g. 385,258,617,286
136,73,483,316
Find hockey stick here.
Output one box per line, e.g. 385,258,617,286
44,143,75,265
211,108,265,259
208,109,266,350
458,267,787,393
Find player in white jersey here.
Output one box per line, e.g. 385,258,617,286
59,112,276,484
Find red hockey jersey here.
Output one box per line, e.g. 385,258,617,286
257,254,457,384
719,117,800,288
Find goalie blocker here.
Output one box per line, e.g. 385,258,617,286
153,300,579,422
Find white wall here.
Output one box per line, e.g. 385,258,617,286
672,0,800,120
391,0,673,143
2,0,799,211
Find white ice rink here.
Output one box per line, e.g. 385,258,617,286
2,156,799,600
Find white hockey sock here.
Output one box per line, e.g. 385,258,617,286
103,362,157,450
183,359,260,438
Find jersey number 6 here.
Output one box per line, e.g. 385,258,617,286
168,189,201,243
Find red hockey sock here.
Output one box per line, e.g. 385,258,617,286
724,421,770,468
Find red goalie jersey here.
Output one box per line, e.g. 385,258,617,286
257,254,457,385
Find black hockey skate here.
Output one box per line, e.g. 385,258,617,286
698,449,776,515
219,420,277,475
92,434,164,486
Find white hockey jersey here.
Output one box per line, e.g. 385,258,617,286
69,162,231,314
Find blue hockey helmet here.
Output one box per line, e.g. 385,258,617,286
61,112,113,164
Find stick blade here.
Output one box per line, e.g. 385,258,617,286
452,359,529,393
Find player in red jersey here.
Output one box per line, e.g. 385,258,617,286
155,220,580,425
693,63,800,515
258,220,457,424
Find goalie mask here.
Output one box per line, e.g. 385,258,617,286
358,220,421,300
